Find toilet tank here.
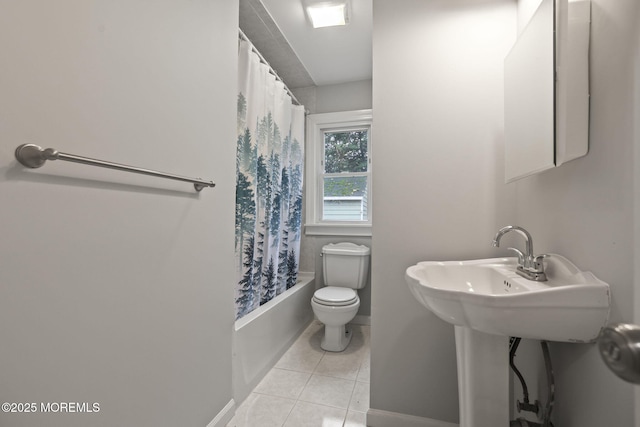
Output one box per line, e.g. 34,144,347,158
322,242,370,289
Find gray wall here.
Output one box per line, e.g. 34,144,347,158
370,0,517,422
371,0,640,426
0,1,239,426
292,79,373,114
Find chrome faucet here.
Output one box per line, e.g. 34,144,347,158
492,226,548,281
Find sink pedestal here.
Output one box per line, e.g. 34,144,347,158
454,326,509,427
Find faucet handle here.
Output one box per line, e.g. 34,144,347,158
531,254,549,272
507,247,525,266
532,253,549,270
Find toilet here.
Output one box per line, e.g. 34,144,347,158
312,242,370,352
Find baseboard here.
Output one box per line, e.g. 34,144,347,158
366,408,458,427
206,399,235,427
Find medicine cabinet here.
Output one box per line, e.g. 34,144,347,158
504,0,590,182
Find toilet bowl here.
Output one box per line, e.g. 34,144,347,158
311,242,370,352
312,287,361,351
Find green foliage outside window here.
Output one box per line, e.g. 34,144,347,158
323,130,368,198
324,130,368,173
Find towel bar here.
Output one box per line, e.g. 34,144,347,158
15,144,215,192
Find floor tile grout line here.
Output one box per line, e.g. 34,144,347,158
298,370,315,397
277,323,321,426
296,396,353,412
271,366,318,375
278,393,297,427
312,349,327,372
344,376,359,416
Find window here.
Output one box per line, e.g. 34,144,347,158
305,110,372,236
322,129,369,221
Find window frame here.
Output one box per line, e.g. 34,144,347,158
305,109,373,236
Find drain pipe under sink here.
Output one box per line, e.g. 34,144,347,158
509,340,555,427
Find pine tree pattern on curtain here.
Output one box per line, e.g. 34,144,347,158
235,40,305,320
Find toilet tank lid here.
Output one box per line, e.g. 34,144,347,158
322,242,370,256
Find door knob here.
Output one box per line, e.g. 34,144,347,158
598,323,640,384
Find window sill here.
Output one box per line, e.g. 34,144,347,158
304,223,372,237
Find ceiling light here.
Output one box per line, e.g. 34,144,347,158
304,1,350,29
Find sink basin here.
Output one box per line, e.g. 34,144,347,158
405,255,610,342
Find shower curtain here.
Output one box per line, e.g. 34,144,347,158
235,39,305,320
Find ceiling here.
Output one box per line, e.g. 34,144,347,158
239,0,372,90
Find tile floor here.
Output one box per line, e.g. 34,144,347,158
227,321,370,427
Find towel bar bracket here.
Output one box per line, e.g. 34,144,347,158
15,143,50,169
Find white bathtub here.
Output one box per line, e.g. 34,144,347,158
232,272,315,405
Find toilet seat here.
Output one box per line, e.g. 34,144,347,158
313,287,358,307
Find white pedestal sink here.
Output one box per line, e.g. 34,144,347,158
455,327,509,427
405,255,610,427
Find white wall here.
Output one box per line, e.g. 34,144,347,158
517,0,544,33
0,1,238,426
370,0,517,423
510,1,640,426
